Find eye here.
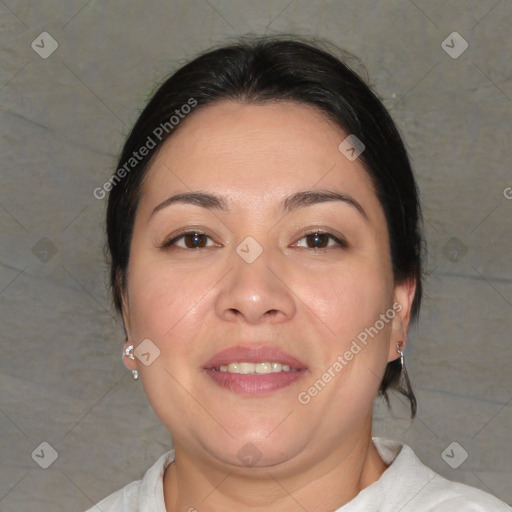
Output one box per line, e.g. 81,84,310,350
163,231,217,249
294,231,347,249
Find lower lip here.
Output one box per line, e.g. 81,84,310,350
204,369,307,394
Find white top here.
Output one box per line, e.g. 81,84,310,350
85,437,511,511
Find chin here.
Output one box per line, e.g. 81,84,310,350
201,428,307,471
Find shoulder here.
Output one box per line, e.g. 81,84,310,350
413,477,512,511
83,450,175,512
371,437,511,512
83,480,141,512
417,474,511,512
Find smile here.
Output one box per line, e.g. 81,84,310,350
212,362,299,374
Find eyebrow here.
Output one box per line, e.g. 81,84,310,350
150,189,368,221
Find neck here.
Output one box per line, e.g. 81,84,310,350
163,427,388,512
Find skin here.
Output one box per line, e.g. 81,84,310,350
121,100,416,512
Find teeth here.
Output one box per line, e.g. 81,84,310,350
216,362,297,374
239,362,255,374
255,362,272,374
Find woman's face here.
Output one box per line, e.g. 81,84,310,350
122,100,414,471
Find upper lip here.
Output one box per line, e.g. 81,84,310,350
203,345,307,370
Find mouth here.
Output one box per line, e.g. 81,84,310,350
211,362,300,374
203,345,308,394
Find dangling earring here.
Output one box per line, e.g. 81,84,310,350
124,344,139,381
397,342,404,369
396,342,410,389
396,341,417,417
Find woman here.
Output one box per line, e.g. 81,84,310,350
86,37,511,511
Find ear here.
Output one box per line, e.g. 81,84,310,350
117,269,137,371
387,278,416,362
116,268,131,336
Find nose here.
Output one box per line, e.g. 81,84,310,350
214,242,296,325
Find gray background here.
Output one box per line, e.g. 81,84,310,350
1,1,511,510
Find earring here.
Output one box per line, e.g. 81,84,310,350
396,342,404,370
125,344,135,359
396,341,411,388
396,341,417,417
124,344,139,381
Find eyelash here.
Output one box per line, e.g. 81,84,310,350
161,230,347,251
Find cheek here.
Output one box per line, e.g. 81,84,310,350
125,261,213,422
127,270,175,340
298,258,393,344
126,258,210,342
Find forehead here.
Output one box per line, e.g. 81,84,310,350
139,100,381,219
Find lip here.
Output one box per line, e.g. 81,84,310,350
203,344,308,395
203,344,307,370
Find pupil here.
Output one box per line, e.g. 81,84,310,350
308,233,327,248
186,233,205,248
